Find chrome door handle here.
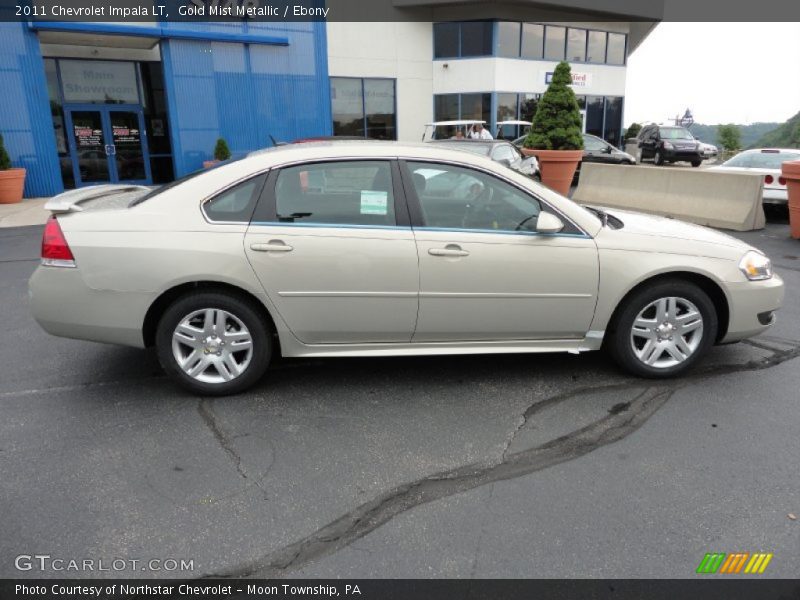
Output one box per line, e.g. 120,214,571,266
428,246,469,257
250,241,294,253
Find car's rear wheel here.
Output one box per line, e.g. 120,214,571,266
654,150,664,166
155,291,272,395
607,280,717,378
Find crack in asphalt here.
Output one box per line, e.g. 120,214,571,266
197,399,249,480
207,340,800,579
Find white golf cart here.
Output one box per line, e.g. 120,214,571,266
495,120,532,140
422,120,488,141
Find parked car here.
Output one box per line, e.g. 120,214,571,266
708,148,800,204
427,139,539,179
699,142,718,161
30,142,783,395
635,124,704,167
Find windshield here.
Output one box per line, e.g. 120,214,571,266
659,127,694,140
430,141,492,156
722,151,800,170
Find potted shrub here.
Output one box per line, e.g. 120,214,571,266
203,137,232,169
0,133,26,204
521,61,584,195
782,160,800,239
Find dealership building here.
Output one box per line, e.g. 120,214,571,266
0,2,659,197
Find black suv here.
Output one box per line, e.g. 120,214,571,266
636,124,703,167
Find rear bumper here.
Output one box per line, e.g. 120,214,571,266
29,265,151,348
720,275,785,343
763,188,788,205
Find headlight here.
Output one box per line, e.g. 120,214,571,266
738,250,772,281
662,141,673,149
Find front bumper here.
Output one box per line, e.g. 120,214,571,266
720,274,785,343
663,149,703,162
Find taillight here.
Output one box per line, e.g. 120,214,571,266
41,216,76,267
779,176,787,186
764,175,774,184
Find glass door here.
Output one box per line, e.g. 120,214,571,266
64,105,152,187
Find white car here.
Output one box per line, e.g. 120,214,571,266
699,142,718,161
29,142,783,395
709,148,800,204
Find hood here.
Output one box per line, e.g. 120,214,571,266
592,206,755,257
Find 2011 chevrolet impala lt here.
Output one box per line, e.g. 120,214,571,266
29,142,784,395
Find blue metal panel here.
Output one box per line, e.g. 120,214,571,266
162,22,331,177
0,22,62,197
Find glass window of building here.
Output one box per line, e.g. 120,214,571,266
434,94,459,122
460,93,491,123
544,26,566,61
603,96,623,147
496,93,519,139
586,30,607,63
519,94,540,123
331,78,397,140
331,78,365,137
364,79,396,140
460,21,493,57
497,21,521,57
585,96,605,139
521,23,544,59
44,59,74,190
606,33,626,65
566,28,587,62
434,22,460,58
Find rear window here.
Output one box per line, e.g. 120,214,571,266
723,151,800,170
275,161,396,227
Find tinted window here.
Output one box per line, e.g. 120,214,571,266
521,23,544,59
544,26,566,61
434,23,459,58
607,33,626,65
585,96,604,138
497,21,521,57
604,97,623,148
567,28,587,62
586,31,606,63
331,78,364,137
460,21,493,57
275,161,395,227
204,175,264,223
519,93,539,122
364,79,396,140
407,161,542,233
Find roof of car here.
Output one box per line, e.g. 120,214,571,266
427,139,510,146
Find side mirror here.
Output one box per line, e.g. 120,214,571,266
603,146,613,154
535,212,565,234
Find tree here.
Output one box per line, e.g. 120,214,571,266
523,62,584,151
0,134,11,170
213,138,232,161
717,124,742,152
624,122,642,140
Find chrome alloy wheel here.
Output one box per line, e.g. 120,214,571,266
630,296,704,369
171,308,253,384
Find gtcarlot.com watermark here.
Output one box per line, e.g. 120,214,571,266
15,554,194,573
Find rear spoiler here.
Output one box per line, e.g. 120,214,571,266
44,184,150,214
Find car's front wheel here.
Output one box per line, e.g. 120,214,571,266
654,150,664,166
155,291,272,395
607,280,718,378
691,160,702,167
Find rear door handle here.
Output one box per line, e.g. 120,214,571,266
428,245,469,257
250,241,293,253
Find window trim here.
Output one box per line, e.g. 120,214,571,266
397,158,589,238
250,158,411,229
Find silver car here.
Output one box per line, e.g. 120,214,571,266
30,142,784,395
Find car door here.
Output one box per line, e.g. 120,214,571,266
638,126,654,160
244,160,419,345
582,135,608,164
401,160,599,342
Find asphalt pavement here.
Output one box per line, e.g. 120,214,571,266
1,217,798,579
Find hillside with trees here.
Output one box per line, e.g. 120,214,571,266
687,122,780,148
748,111,800,149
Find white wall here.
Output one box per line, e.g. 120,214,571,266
327,22,433,142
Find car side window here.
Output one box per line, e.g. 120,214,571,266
406,161,544,233
275,161,396,227
204,174,265,223
584,137,606,151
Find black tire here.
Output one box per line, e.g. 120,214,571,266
654,150,664,166
691,160,702,167
607,279,718,379
155,291,272,395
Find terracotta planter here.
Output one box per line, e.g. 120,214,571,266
0,168,26,204
521,148,582,196
782,160,800,240
203,160,219,169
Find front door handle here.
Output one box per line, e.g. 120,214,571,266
428,245,469,257
250,241,293,253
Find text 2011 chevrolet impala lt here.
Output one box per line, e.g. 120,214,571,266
30,142,784,395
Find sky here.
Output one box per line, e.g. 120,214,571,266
624,22,800,127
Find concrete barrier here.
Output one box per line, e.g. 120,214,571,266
572,163,766,231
